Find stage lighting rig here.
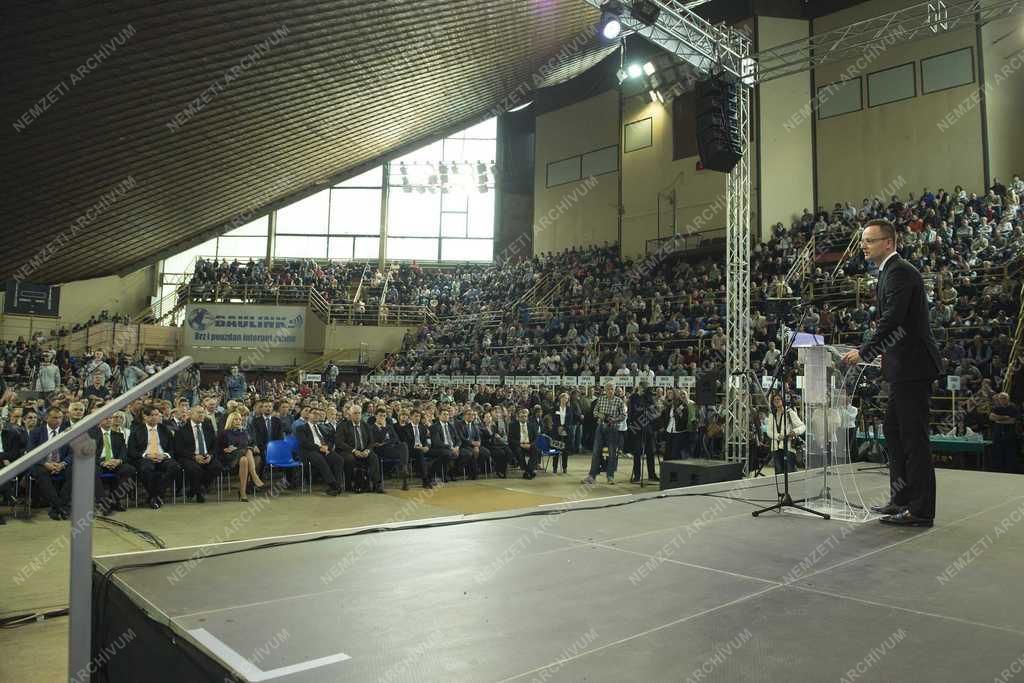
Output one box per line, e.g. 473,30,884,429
630,0,660,26
597,1,625,41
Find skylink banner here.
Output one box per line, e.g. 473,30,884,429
184,304,305,349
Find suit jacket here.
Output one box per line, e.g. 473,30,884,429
429,420,461,451
399,422,431,452
29,424,72,467
251,414,283,452
0,427,27,461
336,419,373,457
508,420,538,453
89,427,128,462
173,420,218,461
127,423,175,462
369,422,401,449
455,419,484,446
295,422,330,457
859,254,942,383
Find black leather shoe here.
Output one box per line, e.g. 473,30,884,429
325,486,341,497
880,510,933,527
649,475,659,482
49,507,64,521
149,497,161,510
401,479,409,491
870,503,905,515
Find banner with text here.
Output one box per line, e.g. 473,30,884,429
185,304,305,349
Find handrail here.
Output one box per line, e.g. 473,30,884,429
378,267,393,325
1003,280,1024,394
831,230,862,280
785,235,815,286
0,356,195,683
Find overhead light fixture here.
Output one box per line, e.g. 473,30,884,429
627,63,643,78
649,89,658,102
597,1,625,42
630,0,661,26
616,68,629,84
643,61,656,76
655,90,665,103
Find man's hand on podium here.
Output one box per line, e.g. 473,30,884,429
842,349,862,365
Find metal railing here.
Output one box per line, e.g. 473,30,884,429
0,356,194,683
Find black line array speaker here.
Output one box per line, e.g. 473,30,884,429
660,459,744,490
695,77,742,173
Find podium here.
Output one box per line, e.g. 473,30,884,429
788,343,879,522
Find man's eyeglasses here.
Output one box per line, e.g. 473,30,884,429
861,237,891,245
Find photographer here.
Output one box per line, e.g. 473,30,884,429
629,383,660,483
764,391,805,475
662,389,697,460
582,384,625,485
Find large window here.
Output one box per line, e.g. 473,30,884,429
160,117,497,300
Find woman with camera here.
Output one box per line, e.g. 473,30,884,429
764,391,806,475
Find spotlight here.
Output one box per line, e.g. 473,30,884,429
643,61,656,76
649,89,658,102
630,0,660,26
627,63,643,78
597,1,625,42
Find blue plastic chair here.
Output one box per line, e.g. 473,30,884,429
535,434,561,473
267,439,305,493
99,471,132,509
283,435,299,455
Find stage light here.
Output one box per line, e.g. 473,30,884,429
655,90,665,103
630,0,660,26
643,61,656,76
617,68,628,84
597,1,625,42
649,89,658,102
627,63,643,78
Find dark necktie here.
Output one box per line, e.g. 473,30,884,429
195,424,206,454
354,423,362,450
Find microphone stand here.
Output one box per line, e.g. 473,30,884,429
753,304,830,520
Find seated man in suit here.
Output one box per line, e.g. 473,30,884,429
295,407,344,495
173,405,220,503
0,421,27,524
480,411,512,478
128,405,182,509
509,408,540,480
430,407,469,480
251,399,283,456
456,407,491,480
370,408,410,490
29,407,73,520
90,412,135,513
336,404,382,493
398,410,436,489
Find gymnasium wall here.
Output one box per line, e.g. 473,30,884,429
757,16,815,233
533,89,620,255
980,13,1024,185
811,0,985,208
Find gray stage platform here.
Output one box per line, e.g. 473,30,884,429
93,468,1024,682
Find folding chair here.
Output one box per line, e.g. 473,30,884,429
534,434,561,473
266,439,305,493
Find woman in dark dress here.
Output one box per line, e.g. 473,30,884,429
219,412,265,501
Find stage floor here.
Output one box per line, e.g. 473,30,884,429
94,467,1024,682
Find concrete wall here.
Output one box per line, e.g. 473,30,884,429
980,14,1024,185
0,266,155,341
324,324,411,367
757,16,814,235
533,89,620,254
812,0,985,207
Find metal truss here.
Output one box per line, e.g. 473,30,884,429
582,0,752,80
723,65,751,467
752,0,1024,83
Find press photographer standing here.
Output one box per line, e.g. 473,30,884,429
583,384,625,485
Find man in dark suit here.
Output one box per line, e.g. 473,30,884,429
29,407,72,520
251,400,283,456
430,407,469,480
370,408,410,490
844,219,941,527
0,422,27,524
398,410,436,489
91,413,135,513
509,407,540,480
455,408,490,480
295,408,344,496
336,404,382,492
128,405,181,508
173,405,220,503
